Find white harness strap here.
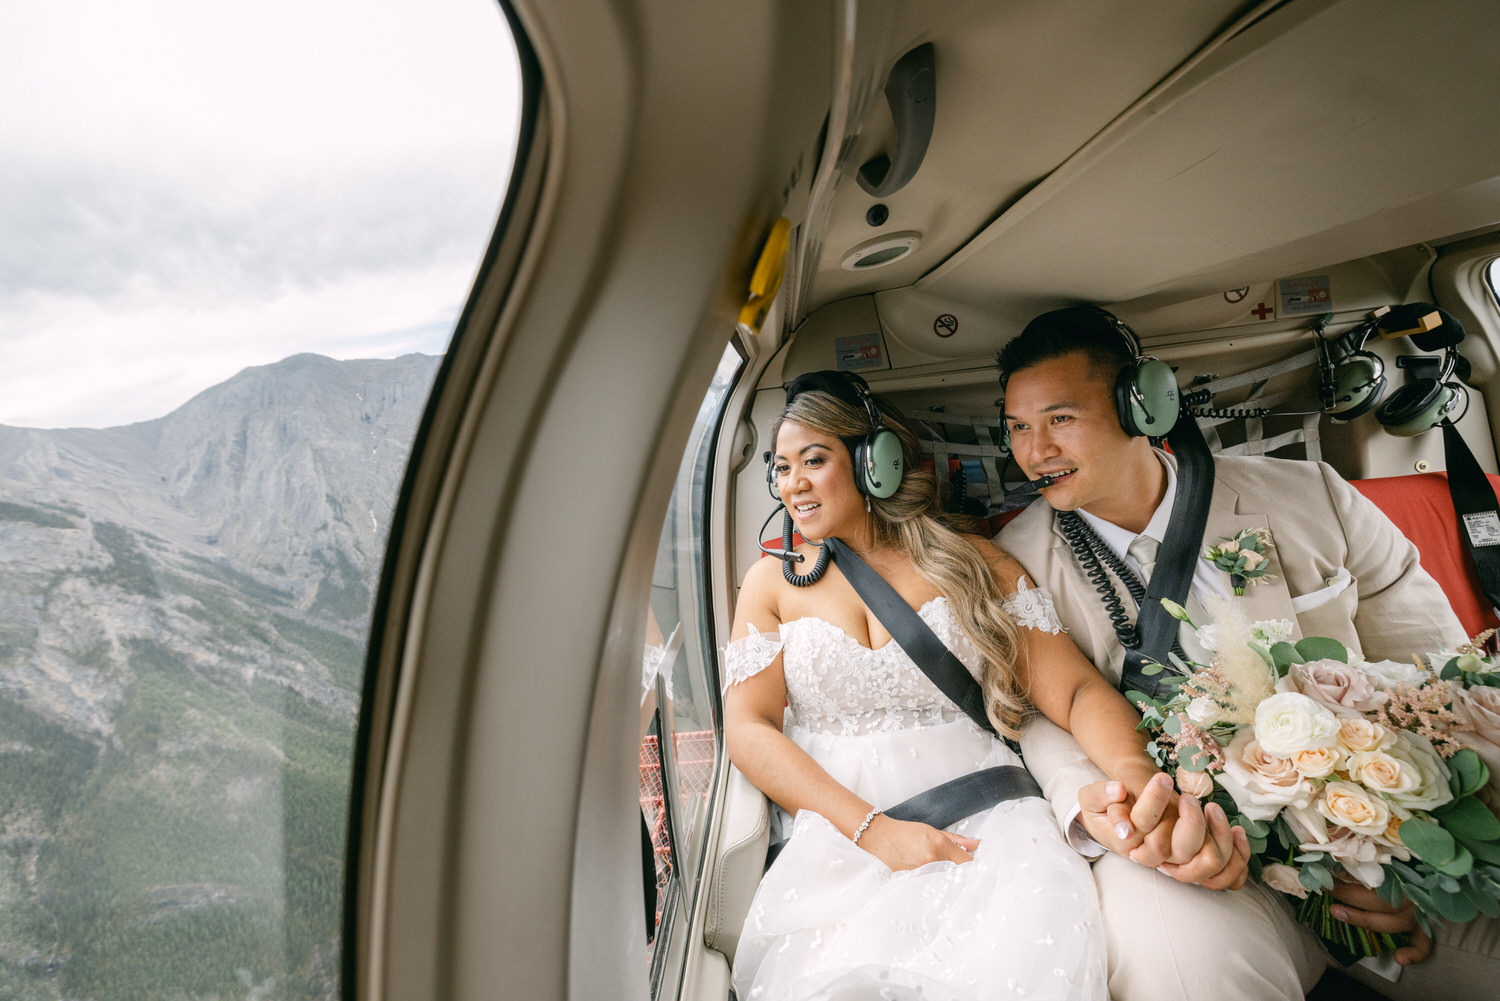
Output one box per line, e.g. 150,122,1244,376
1188,347,1324,461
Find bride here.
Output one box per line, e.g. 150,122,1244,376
724,371,1166,1001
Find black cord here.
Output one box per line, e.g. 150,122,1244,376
780,510,830,586
1187,404,1273,420
1057,512,1142,648
1056,512,1187,666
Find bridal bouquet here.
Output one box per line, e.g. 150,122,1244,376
1130,599,1500,961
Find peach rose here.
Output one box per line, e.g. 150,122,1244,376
1293,746,1343,778
1338,718,1393,754
1176,768,1216,798
1217,732,1314,821
1317,780,1391,837
1346,749,1419,799
1380,732,1453,812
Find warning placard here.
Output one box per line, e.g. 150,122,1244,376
1279,275,1332,315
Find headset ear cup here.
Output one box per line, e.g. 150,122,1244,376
1327,352,1386,420
1115,358,1179,437
1374,379,1461,436
764,450,781,501
863,429,904,499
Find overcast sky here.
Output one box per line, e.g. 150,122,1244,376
0,0,520,429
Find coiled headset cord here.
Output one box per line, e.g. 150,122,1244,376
1056,511,1186,664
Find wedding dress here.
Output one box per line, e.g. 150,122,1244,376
725,589,1107,1001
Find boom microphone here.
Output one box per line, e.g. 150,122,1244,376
757,504,805,563
1008,473,1057,496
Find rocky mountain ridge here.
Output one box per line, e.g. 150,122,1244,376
0,351,440,1000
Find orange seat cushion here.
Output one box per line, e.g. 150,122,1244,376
1351,472,1500,638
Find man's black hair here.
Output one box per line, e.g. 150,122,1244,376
997,306,1134,387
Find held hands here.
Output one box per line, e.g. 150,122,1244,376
1079,773,1249,890
1330,879,1433,967
856,814,980,871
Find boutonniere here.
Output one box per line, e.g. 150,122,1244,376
1201,528,1275,595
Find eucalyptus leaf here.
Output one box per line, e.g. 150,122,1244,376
1440,657,1461,681
1462,879,1500,918
1436,793,1500,841
1142,661,1163,676
1400,818,1458,865
1177,744,1209,771
1436,844,1475,878
1163,715,1183,736
1294,636,1348,663
1270,642,1298,673
1446,749,1490,799
1247,641,1274,668
1431,880,1479,922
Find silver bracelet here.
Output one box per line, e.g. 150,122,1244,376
851,807,881,845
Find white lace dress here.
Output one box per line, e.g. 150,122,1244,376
725,584,1106,1001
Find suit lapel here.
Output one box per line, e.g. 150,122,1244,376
1200,474,1302,631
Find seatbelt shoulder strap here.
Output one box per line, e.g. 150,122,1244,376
825,537,995,734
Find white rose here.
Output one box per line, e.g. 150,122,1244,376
1250,619,1296,647
1262,862,1310,899
1360,659,1430,690
1195,622,1223,654
1380,732,1453,812
1338,718,1394,754
1217,732,1315,821
1186,696,1221,727
1255,692,1340,757
1317,780,1391,837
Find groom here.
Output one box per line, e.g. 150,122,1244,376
994,306,1497,1000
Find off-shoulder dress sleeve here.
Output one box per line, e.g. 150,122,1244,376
1002,574,1066,635
722,623,784,689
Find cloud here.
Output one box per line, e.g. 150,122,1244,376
0,0,520,429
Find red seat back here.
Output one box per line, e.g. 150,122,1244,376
1351,472,1500,637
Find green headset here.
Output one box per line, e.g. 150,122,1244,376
1000,307,1179,450
764,370,905,500
1374,347,1467,435
1323,303,1469,435
1323,317,1387,420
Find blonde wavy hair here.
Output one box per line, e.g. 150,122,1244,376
771,390,1032,738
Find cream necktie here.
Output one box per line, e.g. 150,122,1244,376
1127,534,1159,584
1130,533,1212,664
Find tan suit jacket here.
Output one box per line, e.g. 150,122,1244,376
998,450,1468,830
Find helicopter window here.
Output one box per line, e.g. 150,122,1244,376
640,343,742,991
0,3,518,997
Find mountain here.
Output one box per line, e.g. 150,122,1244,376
0,352,440,1001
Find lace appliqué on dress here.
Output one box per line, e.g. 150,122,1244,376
1004,574,1066,635
723,624,784,689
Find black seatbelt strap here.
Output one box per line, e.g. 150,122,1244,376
1441,418,1500,611
760,540,1041,866
883,765,1041,827
826,537,996,735
1119,414,1216,697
